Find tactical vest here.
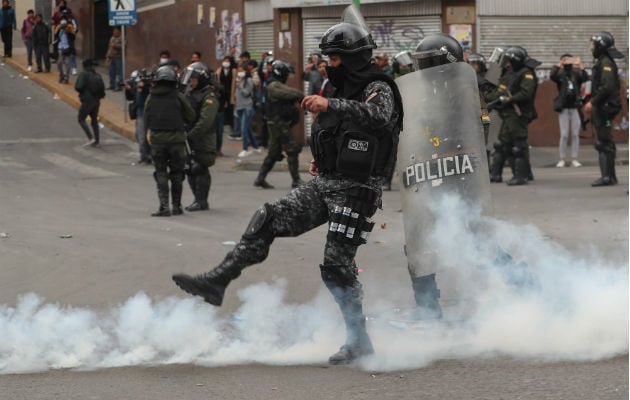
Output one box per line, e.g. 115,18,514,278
147,89,185,131
187,86,212,127
310,79,400,182
508,67,537,121
592,55,620,99
264,80,300,125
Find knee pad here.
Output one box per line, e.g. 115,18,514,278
493,141,503,151
320,263,357,288
168,171,184,181
191,162,205,176
243,203,274,240
511,146,524,157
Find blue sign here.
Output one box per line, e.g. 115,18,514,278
108,0,137,26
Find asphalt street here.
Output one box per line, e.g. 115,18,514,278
0,60,628,400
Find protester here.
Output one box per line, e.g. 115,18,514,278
105,27,123,91
32,14,50,73
234,63,261,157
54,16,75,84
75,59,105,147
0,0,16,58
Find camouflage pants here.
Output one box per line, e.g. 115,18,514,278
225,174,382,274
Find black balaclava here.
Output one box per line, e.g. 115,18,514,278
325,49,404,130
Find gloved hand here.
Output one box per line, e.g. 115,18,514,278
499,95,511,105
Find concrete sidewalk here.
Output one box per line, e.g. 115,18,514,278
3,48,627,172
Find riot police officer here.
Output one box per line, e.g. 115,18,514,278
467,52,494,148
254,60,305,189
172,4,403,365
182,62,219,211
486,46,537,186
144,65,196,216
583,31,623,186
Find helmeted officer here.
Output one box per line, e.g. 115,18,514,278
144,65,196,216
486,46,537,186
583,31,623,186
182,62,219,211
172,4,403,365
467,52,494,148
254,60,305,189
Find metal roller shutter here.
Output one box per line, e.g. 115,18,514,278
246,21,274,58
479,16,628,69
303,16,443,59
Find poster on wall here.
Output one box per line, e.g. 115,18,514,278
215,10,242,60
449,24,472,55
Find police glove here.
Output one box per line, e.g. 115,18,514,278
499,95,511,105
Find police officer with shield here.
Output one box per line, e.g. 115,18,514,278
144,65,196,216
396,34,491,319
254,60,305,189
172,4,403,365
182,62,219,211
583,31,623,187
486,47,537,186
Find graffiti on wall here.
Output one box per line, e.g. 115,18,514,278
215,10,242,60
368,20,426,52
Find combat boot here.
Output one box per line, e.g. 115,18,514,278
489,152,504,183
172,256,243,306
171,178,184,215
287,154,304,188
411,273,443,320
322,264,374,365
254,164,274,189
506,157,528,186
151,187,171,217
592,152,615,186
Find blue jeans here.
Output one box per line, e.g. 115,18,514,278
233,108,241,136
108,57,123,89
238,107,257,150
215,111,224,152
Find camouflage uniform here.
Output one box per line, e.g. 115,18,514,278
173,79,400,363
185,84,219,210
486,67,536,184
256,79,305,188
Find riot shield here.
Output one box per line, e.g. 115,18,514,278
395,62,491,301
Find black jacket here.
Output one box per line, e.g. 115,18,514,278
32,21,49,46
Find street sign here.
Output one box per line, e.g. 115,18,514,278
108,0,137,26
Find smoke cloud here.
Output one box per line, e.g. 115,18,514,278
0,195,627,374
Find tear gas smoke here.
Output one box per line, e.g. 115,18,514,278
0,195,626,374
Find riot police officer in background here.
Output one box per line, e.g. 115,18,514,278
172,4,403,365
254,60,305,189
182,62,219,211
467,52,494,149
583,31,623,186
144,65,196,216
486,46,537,186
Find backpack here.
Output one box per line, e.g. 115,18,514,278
88,71,106,99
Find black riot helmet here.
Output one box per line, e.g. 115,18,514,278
412,33,463,70
503,46,528,70
153,65,178,84
467,53,487,73
590,31,623,59
270,60,294,83
181,62,211,88
319,4,376,55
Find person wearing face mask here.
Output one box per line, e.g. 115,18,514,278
172,4,403,366
234,63,261,157
216,56,237,139
253,59,304,189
